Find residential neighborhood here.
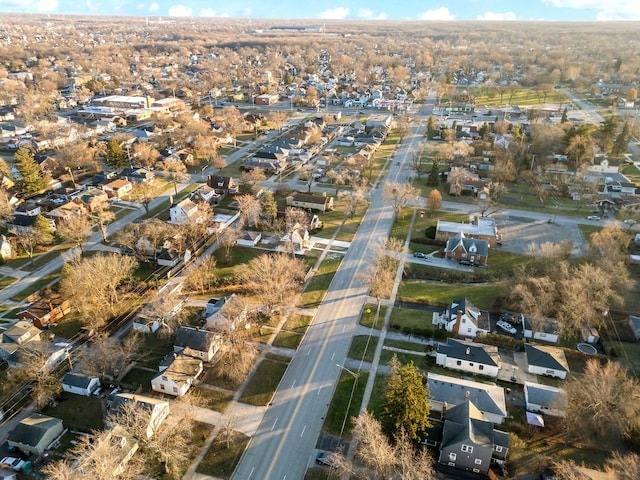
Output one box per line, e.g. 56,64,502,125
0,13,639,480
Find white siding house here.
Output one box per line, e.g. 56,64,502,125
524,382,567,418
525,344,569,380
435,338,500,378
522,315,559,344
62,373,100,397
151,354,203,397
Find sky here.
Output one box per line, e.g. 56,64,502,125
0,0,639,21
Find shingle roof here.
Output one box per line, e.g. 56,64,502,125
428,373,507,420
525,344,569,373
175,326,215,352
8,414,63,447
62,372,99,389
437,338,498,367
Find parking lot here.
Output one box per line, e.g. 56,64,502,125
493,213,587,257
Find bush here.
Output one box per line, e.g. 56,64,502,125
424,226,437,239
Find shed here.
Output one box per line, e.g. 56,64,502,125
62,372,101,397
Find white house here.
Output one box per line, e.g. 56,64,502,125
151,353,203,397
427,372,508,425
525,344,570,380
435,338,500,378
236,231,262,247
62,373,100,397
522,315,559,344
524,382,567,418
169,198,201,224
109,393,169,439
432,298,491,339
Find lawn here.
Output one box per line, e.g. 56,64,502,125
272,330,304,349
379,348,428,368
323,369,369,436
366,373,389,418
298,254,344,308
346,334,379,364
10,271,60,302
213,247,265,284
359,303,387,329
470,87,570,108
196,430,250,479
383,338,428,353
44,393,104,432
239,358,289,406
398,280,506,311
120,366,157,391
129,331,173,368
388,307,435,335
183,386,234,412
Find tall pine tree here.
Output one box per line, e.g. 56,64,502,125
382,356,431,440
106,138,126,168
14,147,46,195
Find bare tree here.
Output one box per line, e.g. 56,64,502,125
565,359,640,444
240,168,266,193
218,226,241,263
426,189,442,216
60,253,137,327
130,181,157,217
382,181,418,216
607,452,640,480
132,142,161,169
5,344,63,409
235,253,306,313
338,188,368,218
236,194,262,228
160,157,189,195
91,199,116,242
184,255,218,295
78,332,141,379
56,215,93,253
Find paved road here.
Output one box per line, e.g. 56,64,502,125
231,115,425,480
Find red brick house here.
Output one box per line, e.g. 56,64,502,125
444,233,489,266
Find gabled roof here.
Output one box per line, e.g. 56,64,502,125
525,344,569,373
8,413,63,447
62,372,99,389
441,400,494,449
175,326,216,352
157,354,202,387
111,392,168,413
428,373,507,420
437,338,499,367
524,382,567,410
445,233,489,257
291,192,331,205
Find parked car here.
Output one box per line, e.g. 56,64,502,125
413,252,427,259
316,452,336,467
459,260,473,266
586,215,601,221
496,320,517,335
623,219,637,225
0,457,25,471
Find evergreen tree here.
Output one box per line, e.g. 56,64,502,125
34,214,55,244
106,138,126,168
382,356,431,440
613,121,631,154
14,147,46,195
561,107,568,123
478,122,489,139
427,159,440,186
260,191,278,224
599,115,617,152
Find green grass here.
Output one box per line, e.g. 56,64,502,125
282,314,313,332
50,317,83,339
470,87,570,108
359,303,387,329
383,338,428,353
298,254,343,308
239,358,289,406
130,331,173,368
366,373,389,418
388,307,434,333
196,431,250,479
43,393,104,433
213,247,265,283
397,280,506,311
10,272,60,302
323,370,369,436
0,276,16,290
272,330,304,349
347,335,379,364
185,386,234,412
120,367,156,391
265,352,293,362
379,348,428,367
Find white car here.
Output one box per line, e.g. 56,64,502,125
586,215,601,221
0,456,25,471
496,320,517,335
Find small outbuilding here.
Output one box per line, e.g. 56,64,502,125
62,372,101,397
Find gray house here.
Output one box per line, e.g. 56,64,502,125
438,400,509,475
8,414,64,455
525,344,569,379
174,326,221,362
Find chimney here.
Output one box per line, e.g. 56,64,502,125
442,401,448,419
465,347,470,355
465,391,470,399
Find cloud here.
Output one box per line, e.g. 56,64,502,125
168,4,191,16
199,8,229,17
36,0,57,11
417,6,454,21
357,8,388,20
542,0,640,19
148,2,159,11
319,7,349,19
477,11,518,20
0,0,28,6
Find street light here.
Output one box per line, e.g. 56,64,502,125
336,363,359,439
201,165,207,181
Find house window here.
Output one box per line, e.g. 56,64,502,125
449,453,457,462
495,446,503,452
469,363,474,367
479,365,484,370
161,376,168,381
173,387,178,393
475,458,482,465
461,445,474,453
473,468,480,473
456,360,462,366
467,328,472,333
448,462,456,467
462,318,466,323
160,384,165,390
